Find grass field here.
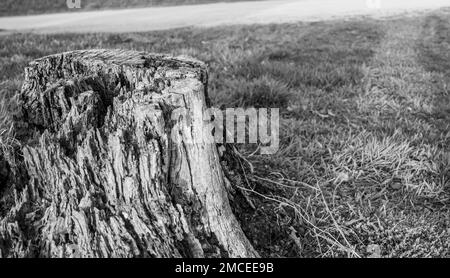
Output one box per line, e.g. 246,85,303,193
1,9,450,257
0,0,259,17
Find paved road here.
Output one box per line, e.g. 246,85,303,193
0,0,449,33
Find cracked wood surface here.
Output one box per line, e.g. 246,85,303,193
0,49,258,258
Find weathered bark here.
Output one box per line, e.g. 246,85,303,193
0,49,258,258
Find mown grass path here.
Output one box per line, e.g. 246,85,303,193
243,13,450,258
336,16,450,257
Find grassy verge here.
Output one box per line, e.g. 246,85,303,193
0,0,260,17
0,10,449,257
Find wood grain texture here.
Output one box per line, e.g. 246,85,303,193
0,49,258,258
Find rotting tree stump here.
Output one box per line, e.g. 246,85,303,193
0,49,258,258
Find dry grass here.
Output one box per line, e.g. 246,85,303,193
0,10,449,257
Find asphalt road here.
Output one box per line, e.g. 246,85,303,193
0,0,449,33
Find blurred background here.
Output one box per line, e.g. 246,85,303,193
0,0,263,16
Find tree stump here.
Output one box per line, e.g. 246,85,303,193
0,49,258,258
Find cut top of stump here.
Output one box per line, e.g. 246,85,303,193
32,49,206,72
19,49,209,132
